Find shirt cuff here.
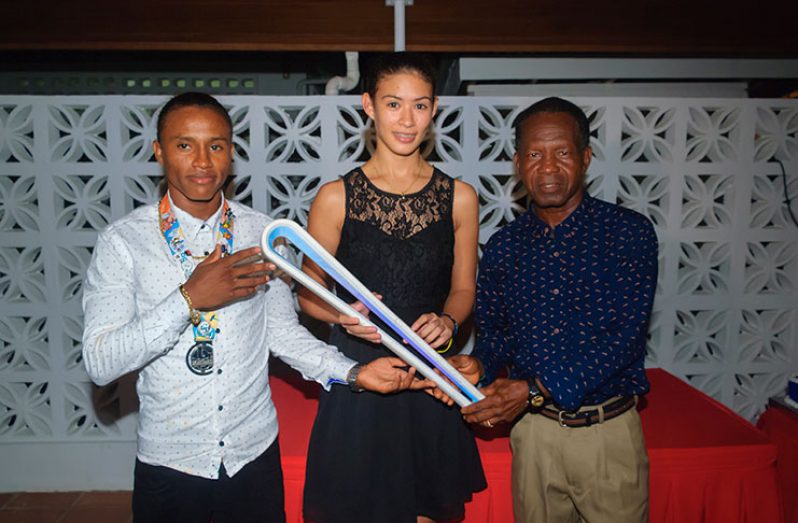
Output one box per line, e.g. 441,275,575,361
324,358,358,390
478,357,500,386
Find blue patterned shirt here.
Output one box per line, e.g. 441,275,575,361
473,195,657,411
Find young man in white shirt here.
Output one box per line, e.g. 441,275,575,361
82,92,419,523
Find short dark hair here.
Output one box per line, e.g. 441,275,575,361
514,97,591,153
156,92,233,142
363,52,437,99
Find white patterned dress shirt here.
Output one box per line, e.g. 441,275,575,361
82,194,355,479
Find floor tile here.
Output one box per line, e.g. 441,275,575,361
61,506,132,523
74,491,132,508
5,492,79,510
0,494,17,509
0,509,64,523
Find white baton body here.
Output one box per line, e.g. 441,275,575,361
261,219,484,407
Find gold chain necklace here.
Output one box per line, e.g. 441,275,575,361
376,163,423,200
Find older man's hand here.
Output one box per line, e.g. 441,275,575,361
461,378,529,428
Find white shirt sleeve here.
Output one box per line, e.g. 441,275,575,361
82,229,190,385
264,278,354,390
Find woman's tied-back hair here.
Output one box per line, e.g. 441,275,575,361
513,97,591,153
156,92,233,142
363,52,437,99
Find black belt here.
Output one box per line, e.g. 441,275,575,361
538,396,637,428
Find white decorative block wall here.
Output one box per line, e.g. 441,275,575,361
0,95,796,490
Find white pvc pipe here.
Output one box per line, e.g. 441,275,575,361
394,1,406,52
324,51,360,95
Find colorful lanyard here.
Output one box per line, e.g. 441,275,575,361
159,194,234,343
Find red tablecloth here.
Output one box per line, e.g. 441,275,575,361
758,402,798,523
273,368,781,523
641,369,781,523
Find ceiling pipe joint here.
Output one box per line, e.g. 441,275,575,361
325,51,360,95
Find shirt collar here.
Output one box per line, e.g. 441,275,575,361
527,194,593,239
167,191,226,242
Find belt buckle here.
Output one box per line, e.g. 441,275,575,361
557,409,571,427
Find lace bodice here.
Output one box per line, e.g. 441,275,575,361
334,167,455,318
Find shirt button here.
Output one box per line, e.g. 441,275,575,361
553,328,561,334
219,441,225,447
217,368,222,374
552,288,560,295
218,405,223,411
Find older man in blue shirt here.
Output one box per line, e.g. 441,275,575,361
452,97,657,522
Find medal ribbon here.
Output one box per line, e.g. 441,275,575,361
159,194,234,343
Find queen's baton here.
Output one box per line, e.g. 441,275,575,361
261,219,484,407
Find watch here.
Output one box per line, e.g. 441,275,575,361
527,379,546,412
346,364,365,392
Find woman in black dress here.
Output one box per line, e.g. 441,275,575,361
299,53,485,523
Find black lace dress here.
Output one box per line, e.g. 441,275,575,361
303,168,486,523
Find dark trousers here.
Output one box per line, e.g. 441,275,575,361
132,440,286,523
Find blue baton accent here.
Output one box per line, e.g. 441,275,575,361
264,221,482,405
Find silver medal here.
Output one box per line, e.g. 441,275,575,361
186,342,214,375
